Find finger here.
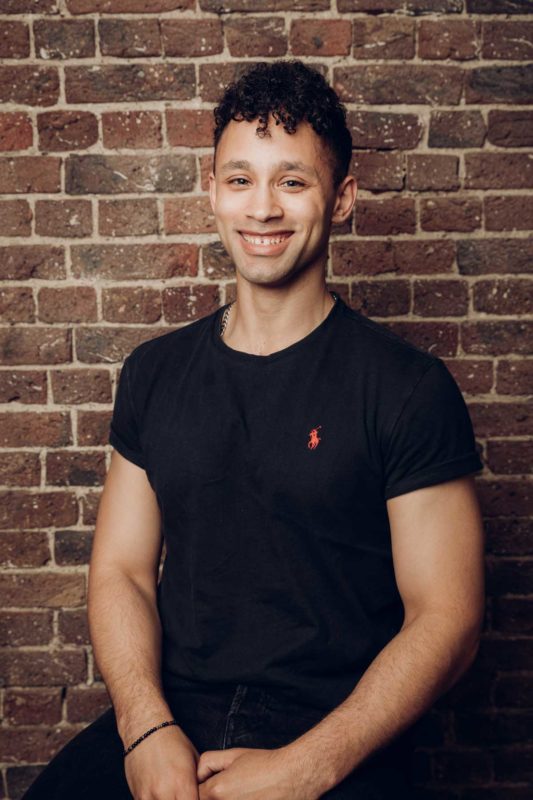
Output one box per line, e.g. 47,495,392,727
196,748,247,782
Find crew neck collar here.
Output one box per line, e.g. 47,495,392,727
211,292,345,365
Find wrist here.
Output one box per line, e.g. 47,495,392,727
278,736,339,798
116,701,175,749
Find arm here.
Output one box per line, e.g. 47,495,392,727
280,474,485,795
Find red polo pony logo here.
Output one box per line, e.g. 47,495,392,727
308,425,322,450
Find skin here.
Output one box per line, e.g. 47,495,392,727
89,112,485,799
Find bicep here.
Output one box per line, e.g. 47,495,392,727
90,449,163,590
387,475,485,636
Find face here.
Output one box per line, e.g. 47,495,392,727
208,114,356,291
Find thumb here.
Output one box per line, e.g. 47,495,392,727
197,747,247,782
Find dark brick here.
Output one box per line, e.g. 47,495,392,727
99,18,161,57
38,110,98,152
75,327,166,364
51,368,112,405
102,287,162,323
47,451,106,486
65,64,195,103
0,287,35,323
406,155,459,191
457,238,533,275
485,196,533,231
0,452,41,487
379,320,459,357
334,64,463,105
34,19,95,59
225,17,287,57
164,196,217,234
418,19,480,60
38,287,97,323
162,284,221,323
466,65,533,105
77,410,112,446
347,111,421,150
496,359,533,395
0,200,32,237
486,441,532,475
0,246,65,280
350,280,410,317
72,243,197,280
349,152,405,192
4,688,62,725
0,412,71,448
162,19,223,57
35,199,93,238
98,199,159,236
166,109,214,148
0,21,30,59
487,111,533,148
474,279,532,315
413,279,468,317
462,321,533,355
0,491,78,529
429,110,486,148
355,198,416,235
465,153,533,189
290,19,352,57
0,327,71,365
421,198,482,232
467,0,531,11
66,154,195,195
0,370,47,404
55,531,93,566
68,0,194,10
0,610,53,646
0,66,59,107
101,110,162,149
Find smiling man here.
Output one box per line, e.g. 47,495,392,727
23,60,485,800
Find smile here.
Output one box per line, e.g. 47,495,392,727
240,232,293,246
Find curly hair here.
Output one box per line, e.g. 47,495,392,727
212,60,353,191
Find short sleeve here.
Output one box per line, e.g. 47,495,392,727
383,358,483,500
109,356,145,469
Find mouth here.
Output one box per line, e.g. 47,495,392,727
238,231,294,254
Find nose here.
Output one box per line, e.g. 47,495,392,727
246,183,283,223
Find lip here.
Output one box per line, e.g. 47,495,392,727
238,231,294,256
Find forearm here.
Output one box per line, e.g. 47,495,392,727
87,569,172,747
283,612,480,794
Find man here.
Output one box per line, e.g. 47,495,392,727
23,59,485,800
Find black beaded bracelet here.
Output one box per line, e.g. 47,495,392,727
123,719,179,758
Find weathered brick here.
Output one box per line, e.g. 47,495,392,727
51,368,111,405
352,16,414,59
58,608,90,645
35,200,92,239
467,0,531,11
485,518,532,557
350,280,410,317
4,688,62,725
162,284,230,323
0,113,33,152
485,196,533,231
492,597,533,634
290,19,352,56
0,21,30,59
355,198,416,236
202,241,236,280
199,62,272,103
0,200,32,237
65,64,195,103
482,21,533,60
347,111,421,150
0,491,78,529
34,19,95,59
98,199,159,236
68,0,194,10
0,610,53,646
77,410,112,446
466,65,533,105
0,287,35,323
477,480,533,519
442,357,493,396
81,489,101,525
457,238,533,275
38,287,97,323
496,360,533,396
0,157,60,194
418,19,480,60
164,196,217,234
0,370,47,404
0,246,65,280
349,153,405,192
339,0,462,8
0,328,71,365
162,19,223,57
101,111,162,149
486,442,532,476
2,0,58,10
46,451,106,487
166,109,214,148
0,67,59,106
331,239,455,277
465,153,533,189
462,321,533,356
474,279,532,315
334,65,463,105
75,327,165,363
72,243,197,279
487,111,533,148
66,154,195,195
0,412,71,448
66,686,111,722
0,452,41,487
0,571,85,608
421,198,482,232
380,320,459,357
37,110,98,152
429,110,486,149
406,155,460,191
413,279,469,317
225,17,287,57
55,531,92,567
99,18,161,57
0,648,86,690
102,287,162,324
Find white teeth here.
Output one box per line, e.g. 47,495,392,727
241,233,291,246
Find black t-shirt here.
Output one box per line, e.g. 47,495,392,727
109,294,483,714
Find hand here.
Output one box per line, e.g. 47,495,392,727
196,746,322,800
124,724,200,799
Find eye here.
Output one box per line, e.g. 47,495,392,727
282,180,305,188
227,178,250,186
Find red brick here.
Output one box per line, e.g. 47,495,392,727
487,111,533,148
101,111,162,149
37,110,98,152
418,19,480,60
352,16,414,59
0,287,35,323
0,412,71,448
470,402,531,438
202,241,236,281
58,607,90,644
199,62,262,103
162,284,227,323
102,287,162,324
331,239,455,277
0,610,53,646
225,17,287,57
496,360,533,395
334,64,463,105
0,327,71,365
65,64,195,104
290,19,352,57
413,279,469,317
482,21,533,60
81,490,101,525
0,370,47,404
38,287,97,323
35,199,92,239
71,243,197,279
429,110,486,149
98,199,159,236
66,686,111,722
0,571,85,608
380,320,459,358
2,0,58,10
161,19,223,57
347,111,421,150
99,18,161,57
164,196,216,234
407,155,460,191
66,154,195,194
0,452,41,487
0,491,78,529
0,157,60,194
0,66,59,106
0,723,84,765
349,152,404,192
201,0,329,8
355,198,416,236
338,0,461,7
46,451,106,487
465,153,533,189
55,530,92,567
0,21,30,59
486,441,531,476
0,647,86,687
34,19,95,59
421,198,482,232
75,327,166,363
457,238,533,275
4,689,62,726
77,410,112,446
462,321,533,356
467,0,531,11
473,279,532,315
442,358,493,396
485,196,533,231
477,480,533,518
68,0,194,10
0,113,33,152
0,200,32,236
350,280,410,317
51,368,111,405
466,65,533,105
485,518,532,557
166,109,214,148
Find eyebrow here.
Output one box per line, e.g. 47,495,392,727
219,159,317,178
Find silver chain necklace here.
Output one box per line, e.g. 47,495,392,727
220,290,338,337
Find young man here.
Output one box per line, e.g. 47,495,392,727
23,60,485,800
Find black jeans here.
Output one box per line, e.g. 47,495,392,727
22,681,413,799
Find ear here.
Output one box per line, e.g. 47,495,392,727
331,175,357,227
208,171,216,215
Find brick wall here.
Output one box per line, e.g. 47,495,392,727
1,0,532,797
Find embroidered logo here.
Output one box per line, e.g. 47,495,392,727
308,425,322,450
